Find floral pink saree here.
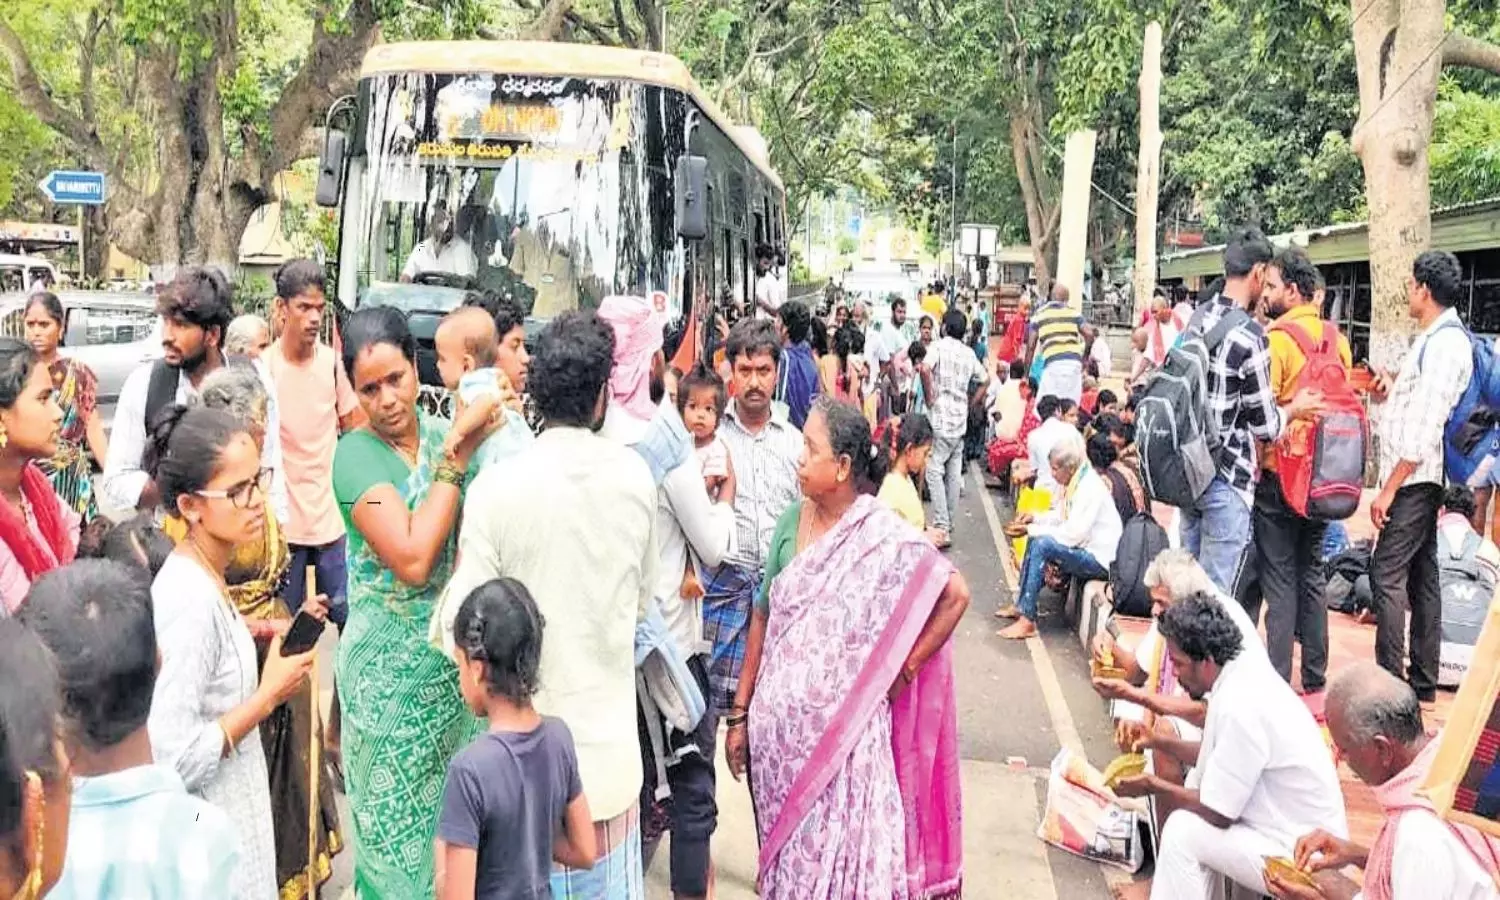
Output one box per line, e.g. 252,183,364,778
748,495,963,899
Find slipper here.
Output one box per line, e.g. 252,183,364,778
993,604,1021,619
997,622,1037,640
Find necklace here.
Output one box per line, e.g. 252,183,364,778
382,432,420,468
797,503,835,551
183,537,230,598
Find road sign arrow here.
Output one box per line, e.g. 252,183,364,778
39,170,106,206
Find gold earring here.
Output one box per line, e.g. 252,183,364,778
0,428,9,449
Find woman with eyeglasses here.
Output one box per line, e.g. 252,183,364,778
159,365,343,898
144,402,317,900
0,618,70,899
0,336,77,617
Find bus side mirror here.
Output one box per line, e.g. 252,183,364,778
675,155,709,241
315,128,348,208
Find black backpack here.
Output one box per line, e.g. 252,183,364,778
144,355,252,427
1107,466,1169,617
1134,308,1248,508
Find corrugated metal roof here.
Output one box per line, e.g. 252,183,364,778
1159,196,1500,277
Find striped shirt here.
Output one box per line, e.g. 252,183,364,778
718,402,803,570
1189,296,1282,506
1028,300,1085,363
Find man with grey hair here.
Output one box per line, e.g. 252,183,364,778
999,429,1122,639
1091,548,1269,832
1266,662,1500,900
224,314,271,359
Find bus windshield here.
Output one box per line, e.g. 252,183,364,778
344,71,676,318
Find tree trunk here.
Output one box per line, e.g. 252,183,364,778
1010,106,1058,296
1350,0,1445,372
1133,21,1164,324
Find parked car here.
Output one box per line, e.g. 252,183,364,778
0,290,160,423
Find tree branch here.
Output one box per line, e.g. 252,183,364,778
523,0,579,41
1443,31,1500,75
258,0,381,179
0,15,137,195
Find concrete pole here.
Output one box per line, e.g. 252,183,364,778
1132,22,1164,324
1054,129,1098,313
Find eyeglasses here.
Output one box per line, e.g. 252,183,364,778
195,467,272,509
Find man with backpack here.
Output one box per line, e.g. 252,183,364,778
1150,228,1319,594
1250,247,1356,694
1368,250,1474,705
100,267,288,521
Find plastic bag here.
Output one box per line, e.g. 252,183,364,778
1035,748,1147,873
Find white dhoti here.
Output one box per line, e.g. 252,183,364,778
1038,358,1083,402
1149,809,1291,900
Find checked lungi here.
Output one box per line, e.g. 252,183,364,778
701,563,762,714
550,804,644,899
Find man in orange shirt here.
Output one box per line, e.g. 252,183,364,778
1248,247,1349,693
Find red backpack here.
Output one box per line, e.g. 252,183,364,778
1267,320,1367,520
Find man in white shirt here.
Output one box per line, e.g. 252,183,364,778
1114,595,1348,899
1024,395,1080,494
1369,250,1475,705
441,310,658,892
1091,549,1270,834
919,308,990,537
597,295,736,900
1264,662,1500,900
752,244,784,319
401,203,477,282
999,431,1122,640
101,267,288,523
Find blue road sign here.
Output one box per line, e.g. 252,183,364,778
39,170,106,205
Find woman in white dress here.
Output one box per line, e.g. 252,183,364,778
144,403,317,899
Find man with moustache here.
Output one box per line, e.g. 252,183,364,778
597,294,737,900
1113,596,1347,899
1248,247,1347,693
703,319,801,717
101,267,287,521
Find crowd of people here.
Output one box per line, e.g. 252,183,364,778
0,260,982,900
2,225,1498,900
971,225,1500,898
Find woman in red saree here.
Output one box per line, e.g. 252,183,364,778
725,397,970,899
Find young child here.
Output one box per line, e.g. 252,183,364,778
434,306,530,468
436,578,596,899
676,365,735,600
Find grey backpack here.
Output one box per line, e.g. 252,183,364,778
1438,528,1496,688
1134,308,1248,508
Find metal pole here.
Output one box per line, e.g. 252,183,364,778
77,206,85,283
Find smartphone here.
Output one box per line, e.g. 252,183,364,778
280,610,324,656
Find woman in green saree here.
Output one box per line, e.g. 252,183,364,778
332,307,496,899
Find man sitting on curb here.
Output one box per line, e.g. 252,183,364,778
1266,662,1500,900
1091,549,1267,833
997,431,1121,640
1114,595,1346,899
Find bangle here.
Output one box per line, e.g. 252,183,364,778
434,463,465,486
724,713,748,728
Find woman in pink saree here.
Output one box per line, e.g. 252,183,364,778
724,397,970,899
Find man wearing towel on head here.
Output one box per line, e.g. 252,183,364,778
598,294,737,900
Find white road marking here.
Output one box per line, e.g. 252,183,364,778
972,465,1136,892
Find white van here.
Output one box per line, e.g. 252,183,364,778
0,254,60,294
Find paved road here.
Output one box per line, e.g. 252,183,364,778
320,464,1131,899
